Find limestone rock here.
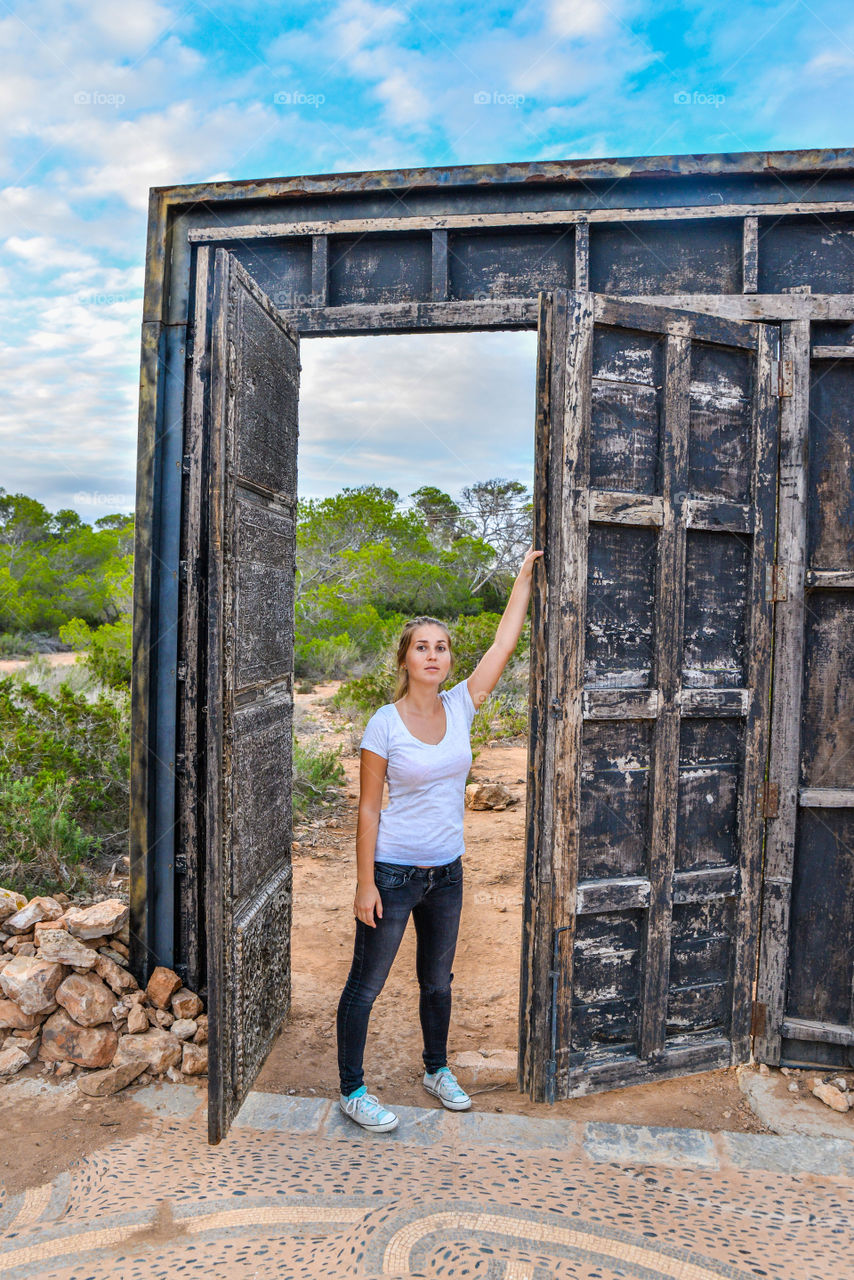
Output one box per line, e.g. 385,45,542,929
0,998,43,1030
3,1033,38,1061
63,900,128,941
108,939,129,959
193,1023,208,1045
154,1008,174,1028
171,988,203,1020
126,1004,148,1034
451,1048,518,1087
33,919,67,940
0,1045,30,1077
5,896,64,934
55,972,115,1027
171,1018,197,1041
98,947,128,968
0,956,66,1015
181,1041,208,1075
112,1027,182,1075
464,781,518,811
40,1009,118,1068
0,889,27,924
812,1080,851,1113
14,943,36,957
165,1065,183,1083
37,929,98,970
146,966,182,1009
94,953,137,994
55,1060,76,1078
76,1061,146,1096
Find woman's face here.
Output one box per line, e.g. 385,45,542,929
403,624,452,689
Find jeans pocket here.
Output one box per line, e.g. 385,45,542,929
373,864,410,890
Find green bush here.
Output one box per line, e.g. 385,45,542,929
0,774,95,896
294,633,361,680
0,673,131,895
292,734,346,822
58,615,132,688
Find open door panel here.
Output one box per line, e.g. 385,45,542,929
198,246,300,1143
520,291,779,1101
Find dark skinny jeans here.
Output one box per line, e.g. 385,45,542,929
336,856,463,1097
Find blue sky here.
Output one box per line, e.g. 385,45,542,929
1,0,852,518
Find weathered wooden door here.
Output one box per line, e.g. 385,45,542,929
520,290,779,1100
199,247,300,1142
754,325,854,1069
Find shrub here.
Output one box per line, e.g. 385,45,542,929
58,615,132,689
292,734,346,822
0,774,95,897
0,672,131,895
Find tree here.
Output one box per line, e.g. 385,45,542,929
457,479,533,594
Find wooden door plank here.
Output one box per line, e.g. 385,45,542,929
550,291,594,1097
519,290,568,1101
753,319,811,1064
729,322,779,1058
637,333,690,1061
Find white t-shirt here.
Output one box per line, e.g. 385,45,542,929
359,677,477,866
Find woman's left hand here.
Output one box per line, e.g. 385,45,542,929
517,547,544,579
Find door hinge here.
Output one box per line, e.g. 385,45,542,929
765,562,788,602
762,780,780,819
772,359,793,397
174,854,188,875
185,334,194,361
751,1000,767,1038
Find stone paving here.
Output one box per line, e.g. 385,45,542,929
1,1086,851,1279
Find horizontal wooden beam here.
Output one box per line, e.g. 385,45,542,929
289,299,539,334
588,491,664,526
782,1016,854,1046
185,199,854,245
805,569,854,589
799,787,854,807
576,876,650,914
559,1034,731,1095
672,865,740,903
678,687,751,716
683,498,752,532
582,689,660,719
812,345,854,359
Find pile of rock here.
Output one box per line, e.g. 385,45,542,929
0,888,207,1095
464,781,518,811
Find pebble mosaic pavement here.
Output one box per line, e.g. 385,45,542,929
1,1087,851,1279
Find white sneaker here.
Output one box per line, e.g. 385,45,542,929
339,1086,399,1132
422,1067,472,1110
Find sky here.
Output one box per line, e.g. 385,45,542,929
1,0,852,518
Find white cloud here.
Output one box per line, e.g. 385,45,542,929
548,0,616,39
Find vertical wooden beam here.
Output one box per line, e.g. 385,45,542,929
431,229,449,301
638,325,691,1061
311,234,328,307
729,322,779,1058
176,245,213,993
753,319,811,1063
574,221,590,292
550,290,593,1096
743,216,759,293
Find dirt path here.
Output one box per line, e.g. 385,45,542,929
257,684,765,1133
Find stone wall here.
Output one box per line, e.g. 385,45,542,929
0,888,207,1095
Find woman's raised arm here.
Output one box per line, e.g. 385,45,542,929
467,547,543,710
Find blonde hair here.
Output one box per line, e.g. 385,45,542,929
393,616,454,701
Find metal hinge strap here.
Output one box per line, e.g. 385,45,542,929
772,359,793,397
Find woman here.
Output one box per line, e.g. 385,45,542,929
336,547,543,1132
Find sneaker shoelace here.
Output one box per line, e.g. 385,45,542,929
355,1092,389,1120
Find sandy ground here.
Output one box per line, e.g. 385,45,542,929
256,683,767,1134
